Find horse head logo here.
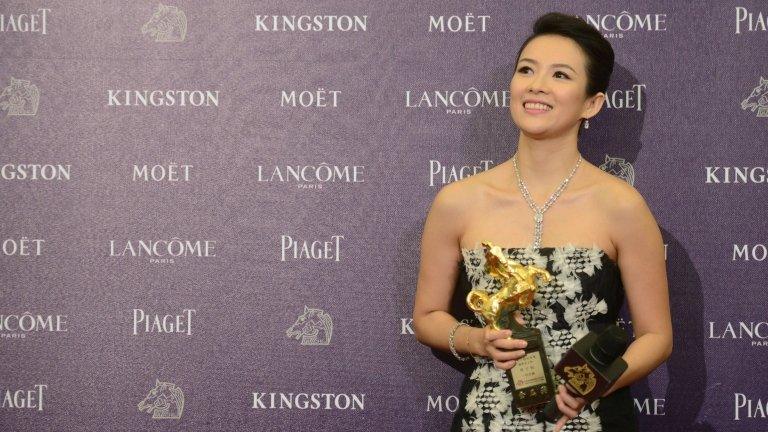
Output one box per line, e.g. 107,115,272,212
286,306,333,346
741,77,768,117
0,77,40,116
137,379,184,419
141,3,187,42
599,155,635,185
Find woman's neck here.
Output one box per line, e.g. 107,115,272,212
512,132,582,196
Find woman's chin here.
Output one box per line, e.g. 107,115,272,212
519,125,553,138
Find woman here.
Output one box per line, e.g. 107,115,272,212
412,12,672,432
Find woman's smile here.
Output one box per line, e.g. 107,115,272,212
523,100,554,114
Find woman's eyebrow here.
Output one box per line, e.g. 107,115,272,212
518,58,577,73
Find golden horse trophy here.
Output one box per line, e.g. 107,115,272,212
465,241,556,409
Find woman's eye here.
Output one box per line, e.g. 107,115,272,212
517,66,531,73
554,71,570,79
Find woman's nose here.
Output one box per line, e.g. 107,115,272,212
527,73,549,94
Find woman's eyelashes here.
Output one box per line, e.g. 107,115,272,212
516,66,571,80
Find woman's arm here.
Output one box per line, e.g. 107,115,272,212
411,182,525,364
556,182,672,431
600,183,673,397
412,182,478,352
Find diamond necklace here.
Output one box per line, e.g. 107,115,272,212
512,152,582,249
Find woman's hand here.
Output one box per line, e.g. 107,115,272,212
553,384,587,432
476,311,528,370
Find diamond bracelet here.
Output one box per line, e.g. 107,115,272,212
449,319,471,361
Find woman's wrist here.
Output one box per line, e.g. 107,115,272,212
452,325,488,358
467,327,487,357
453,325,476,357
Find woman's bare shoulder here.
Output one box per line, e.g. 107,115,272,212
585,163,647,211
431,166,498,211
583,163,659,245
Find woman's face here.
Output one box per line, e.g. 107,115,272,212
509,34,599,138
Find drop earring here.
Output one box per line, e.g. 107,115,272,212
584,119,590,129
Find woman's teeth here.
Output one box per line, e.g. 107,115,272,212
524,102,552,111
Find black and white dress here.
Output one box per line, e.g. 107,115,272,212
452,244,637,432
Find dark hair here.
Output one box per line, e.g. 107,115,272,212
514,12,615,96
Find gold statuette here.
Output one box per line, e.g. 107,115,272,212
465,241,556,410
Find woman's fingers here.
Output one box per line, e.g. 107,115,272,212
552,384,587,431
484,328,512,342
493,359,517,370
483,326,528,367
484,326,527,345
553,415,568,432
555,393,579,419
492,337,528,350
488,347,526,362
558,384,587,412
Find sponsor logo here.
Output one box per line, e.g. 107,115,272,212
705,167,767,184
142,3,187,42
599,155,635,185
709,321,768,347
287,306,333,346
251,392,364,409
107,90,219,107
280,89,341,108
255,15,368,32
0,77,40,116
405,88,510,115
733,244,767,261
280,235,343,261
428,14,490,33
741,77,768,117
2,238,45,256
0,8,50,34
401,318,414,335
427,395,459,412
1,164,71,181
108,239,217,264
257,163,364,189
429,160,493,186
603,84,646,111
735,7,767,34
581,11,667,39
634,397,665,415
1,385,47,411
138,380,184,419
132,309,196,336
734,393,767,420
0,313,66,340
132,164,193,182
564,364,597,394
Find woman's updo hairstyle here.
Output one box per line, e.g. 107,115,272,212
514,12,615,97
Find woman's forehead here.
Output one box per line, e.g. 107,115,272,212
519,35,587,71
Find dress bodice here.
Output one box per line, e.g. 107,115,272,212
459,244,624,363
451,244,636,432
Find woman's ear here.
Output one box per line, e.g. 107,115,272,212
583,92,606,119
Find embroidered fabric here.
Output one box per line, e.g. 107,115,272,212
451,245,637,432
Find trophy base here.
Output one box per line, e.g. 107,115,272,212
505,327,556,410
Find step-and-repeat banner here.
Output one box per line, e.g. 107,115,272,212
1,1,766,431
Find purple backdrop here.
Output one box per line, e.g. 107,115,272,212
1,1,767,431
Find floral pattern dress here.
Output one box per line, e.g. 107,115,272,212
452,244,637,432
